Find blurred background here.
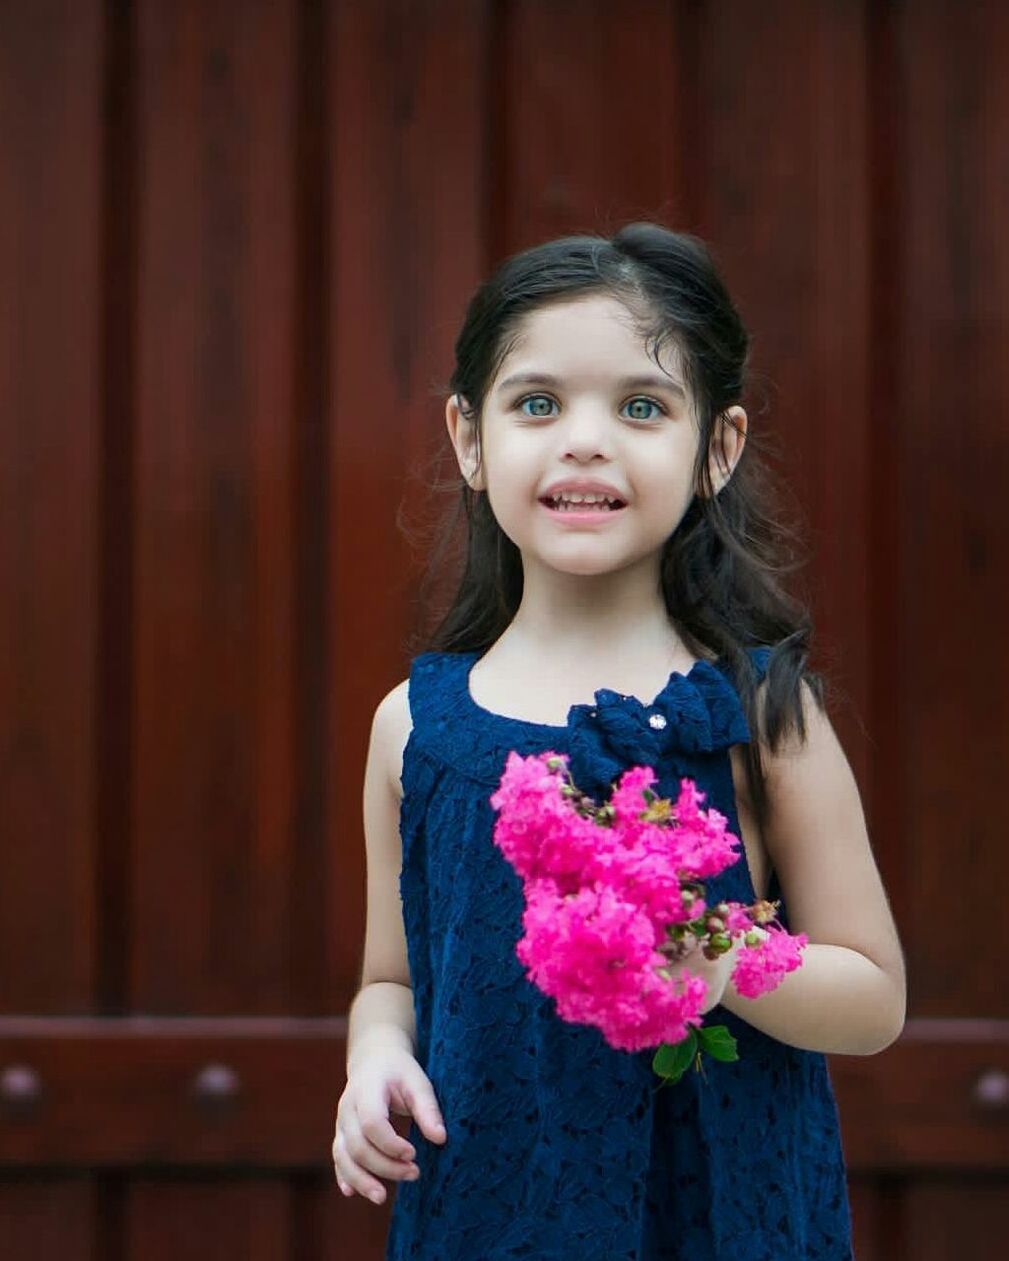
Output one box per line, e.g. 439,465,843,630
1,0,1007,1257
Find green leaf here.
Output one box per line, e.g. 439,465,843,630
652,1031,698,1084
696,1024,739,1063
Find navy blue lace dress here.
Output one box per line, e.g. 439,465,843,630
386,648,853,1261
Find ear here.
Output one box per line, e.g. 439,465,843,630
704,405,747,496
445,394,486,491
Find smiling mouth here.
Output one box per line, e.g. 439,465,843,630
540,494,626,513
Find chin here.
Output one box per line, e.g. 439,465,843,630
541,555,633,579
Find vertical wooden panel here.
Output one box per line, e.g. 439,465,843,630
327,0,488,1003
894,0,1009,1016
848,1179,878,1261
904,1181,1009,1258
848,1176,904,1261
288,0,332,1017
0,3,1007,1259
695,0,871,782
0,1178,98,1260
125,1178,291,1259
0,0,104,1011
499,0,684,251
97,0,139,1018
864,0,909,946
131,0,299,1013
287,1170,390,1261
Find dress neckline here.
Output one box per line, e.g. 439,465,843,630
461,648,717,734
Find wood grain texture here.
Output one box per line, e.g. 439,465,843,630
0,0,103,1012
694,0,872,787
892,0,1009,1018
497,0,685,253
0,1016,1003,1174
0,1017,345,1166
831,1020,1009,1170
327,0,488,1004
291,1167,390,1261
904,1179,1009,1258
124,1177,291,1260
0,1,1007,1257
0,1177,97,1260
131,0,299,1013
848,1175,905,1261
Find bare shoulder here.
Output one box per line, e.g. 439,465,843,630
758,676,849,788
746,675,860,844
369,678,413,798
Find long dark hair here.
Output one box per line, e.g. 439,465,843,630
415,223,823,825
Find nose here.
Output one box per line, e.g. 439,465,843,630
560,404,612,462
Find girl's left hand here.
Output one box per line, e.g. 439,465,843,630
670,937,745,1014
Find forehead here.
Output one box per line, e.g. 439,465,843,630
493,293,687,389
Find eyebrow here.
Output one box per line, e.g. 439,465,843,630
496,371,687,401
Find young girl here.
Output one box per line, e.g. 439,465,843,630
333,224,905,1260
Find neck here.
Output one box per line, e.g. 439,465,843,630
500,556,690,663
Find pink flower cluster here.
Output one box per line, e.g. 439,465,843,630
490,752,807,1053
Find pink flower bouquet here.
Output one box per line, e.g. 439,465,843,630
489,752,807,1084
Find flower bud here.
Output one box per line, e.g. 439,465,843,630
751,899,779,925
744,930,763,948
704,916,725,934
708,932,731,953
642,798,672,824
714,903,730,918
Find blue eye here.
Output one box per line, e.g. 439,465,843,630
622,397,664,422
518,394,558,418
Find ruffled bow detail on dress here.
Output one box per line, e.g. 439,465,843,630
565,660,752,798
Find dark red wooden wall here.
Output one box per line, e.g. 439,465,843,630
1,2,1007,1257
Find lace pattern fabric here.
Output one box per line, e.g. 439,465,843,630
387,649,853,1260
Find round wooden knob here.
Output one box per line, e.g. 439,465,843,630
192,1062,241,1104
1,1064,43,1110
972,1068,1009,1110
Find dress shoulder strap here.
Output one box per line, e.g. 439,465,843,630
406,651,472,729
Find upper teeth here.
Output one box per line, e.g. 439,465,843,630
551,492,616,504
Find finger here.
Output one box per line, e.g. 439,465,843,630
332,1140,352,1195
358,1100,418,1162
400,1070,447,1144
343,1114,422,1184
333,1133,377,1200
334,1130,414,1205
342,1089,415,1164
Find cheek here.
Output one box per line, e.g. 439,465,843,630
481,437,537,497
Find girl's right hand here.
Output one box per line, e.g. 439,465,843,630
333,1045,447,1205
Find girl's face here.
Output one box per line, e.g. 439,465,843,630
447,293,746,583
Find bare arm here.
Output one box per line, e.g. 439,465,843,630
335,680,445,1203
720,683,906,1056
346,679,417,1070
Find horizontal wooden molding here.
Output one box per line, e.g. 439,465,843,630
0,1016,348,1039
1,1016,350,1168
0,1018,1006,1170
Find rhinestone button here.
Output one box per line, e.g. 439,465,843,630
648,713,668,730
